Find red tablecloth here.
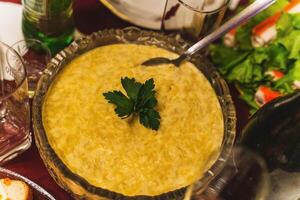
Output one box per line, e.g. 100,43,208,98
1,0,249,199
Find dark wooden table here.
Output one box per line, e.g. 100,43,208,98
1,0,249,199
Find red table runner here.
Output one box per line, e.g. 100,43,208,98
1,0,249,199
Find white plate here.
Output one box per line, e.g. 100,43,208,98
0,2,23,46
99,0,165,30
99,0,240,30
0,167,56,200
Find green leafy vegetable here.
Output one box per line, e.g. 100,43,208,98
277,13,293,35
139,108,160,131
276,13,300,60
238,85,260,114
210,0,300,113
227,59,263,84
103,90,134,118
275,59,300,88
289,35,300,59
103,77,160,131
291,14,300,29
235,27,253,50
265,44,289,70
209,44,251,75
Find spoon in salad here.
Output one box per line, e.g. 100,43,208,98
142,0,276,67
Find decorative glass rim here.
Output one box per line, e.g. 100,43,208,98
32,27,236,200
10,38,52,98
10,38,52,59
0,40,27,100
178,0,230,14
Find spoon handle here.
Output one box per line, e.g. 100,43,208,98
184,0,276,57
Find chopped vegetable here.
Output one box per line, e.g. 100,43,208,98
210,0,300,113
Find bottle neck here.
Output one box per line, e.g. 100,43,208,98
22,0,73,18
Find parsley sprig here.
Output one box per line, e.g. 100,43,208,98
103,77,161,131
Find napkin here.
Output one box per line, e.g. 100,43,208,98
0,2,23,46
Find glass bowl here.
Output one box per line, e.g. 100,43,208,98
32,27,236,200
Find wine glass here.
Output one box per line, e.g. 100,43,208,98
161,0,229,41
0,40,31,164
186,147,270,200
11,39,51,98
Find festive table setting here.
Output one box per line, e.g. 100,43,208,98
0,0,299,200
0,1,135,199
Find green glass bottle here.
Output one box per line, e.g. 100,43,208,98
22,0,74,55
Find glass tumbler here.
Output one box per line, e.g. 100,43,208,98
11,39,51,98
161,0,229,41
187,147,270,200
0,41,31,164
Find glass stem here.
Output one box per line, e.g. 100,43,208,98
0,47,5,120
160,0,169,31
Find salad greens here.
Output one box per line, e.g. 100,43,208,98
210,0,300,113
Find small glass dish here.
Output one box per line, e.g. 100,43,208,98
0,166,56,200
32,27,236,200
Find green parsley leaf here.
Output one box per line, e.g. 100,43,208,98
121,77,142,102
103,77,161,131
136,78,156,109
103,91,134,118
140,108,161,131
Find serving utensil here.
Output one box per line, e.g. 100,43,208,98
142,0,276,67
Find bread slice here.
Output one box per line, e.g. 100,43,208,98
0,178,33,200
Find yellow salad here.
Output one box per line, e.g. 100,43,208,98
42,44,224,196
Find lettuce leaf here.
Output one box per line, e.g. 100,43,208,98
273,64,299,94
209,0,300,113
237,85,260,114
276,13,300,60
264,44,289,70
209,44,251,75
292,59,300,80
287,61,300,94
227,59,265,85
292,14,300,29
277,13,293,36
289,35,300,59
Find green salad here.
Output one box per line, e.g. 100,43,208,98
210,0,300,113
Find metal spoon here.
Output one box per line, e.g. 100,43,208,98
142,0,276,67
